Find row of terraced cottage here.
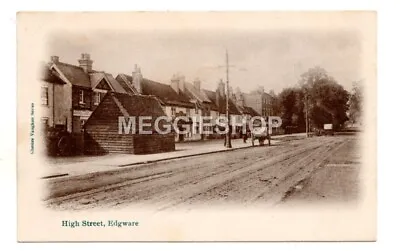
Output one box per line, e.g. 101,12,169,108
40,53,274,155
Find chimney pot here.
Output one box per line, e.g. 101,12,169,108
178,75,185,92
81,53,91,60
50,56,59,63
171,73,183,93
194,78,201,91
132,65,143,94
78,53,93,73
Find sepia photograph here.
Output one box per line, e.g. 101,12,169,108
17,11,376,241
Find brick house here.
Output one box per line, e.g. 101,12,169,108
40,61,69,130
84,92,175,155
41,53,133,134
231,88,261,121
116,66,198,142
235,86,273,117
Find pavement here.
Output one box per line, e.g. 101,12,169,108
42,133,306,179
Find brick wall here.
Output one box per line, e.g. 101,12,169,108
132,133,175,154
85,132,134,155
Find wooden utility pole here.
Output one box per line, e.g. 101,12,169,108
225,50,232,148
305,94,309,137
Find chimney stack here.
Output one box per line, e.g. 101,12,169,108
171,74,180,94
78,53,93,73
216,79,226,111
194,78,201,91
50,56,59,63
238,93,245,107
178,75,186,92
235,87,245,107
132,64,143,94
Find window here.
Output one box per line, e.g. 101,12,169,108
41,117,49,128
79,90,85,104
171,107,176,116
94,92,101,105
80,119,87,129
41,87,49,105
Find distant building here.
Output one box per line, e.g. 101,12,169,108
202,79,243,138
235,86,273,117
202,79,242,119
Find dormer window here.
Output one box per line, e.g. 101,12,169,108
79,90,85,104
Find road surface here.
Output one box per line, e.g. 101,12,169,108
44,134,361,211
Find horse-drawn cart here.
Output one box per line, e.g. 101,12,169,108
250,122,270,146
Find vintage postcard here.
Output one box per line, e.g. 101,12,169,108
17,12,376,241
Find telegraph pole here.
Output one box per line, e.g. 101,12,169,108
225,50,232,148
305,94,309,137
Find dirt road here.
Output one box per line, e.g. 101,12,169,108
45,134,361,211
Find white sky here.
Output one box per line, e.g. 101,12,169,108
47,29,362,93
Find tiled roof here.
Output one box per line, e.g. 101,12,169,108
85,92,172,132
89,72,105,89
111,92,171,130
104,73,130,94
142,78,194,108
243,106,260,116
112,92,166,117
116,74,139,93
235,103,260,117
41,63,65,84
116,74,194,108
119,74,133,84
202,89,241,115
54,62,91,88
51,62,130,94
184,82,211,103
201,89,219,111
115,74,138,94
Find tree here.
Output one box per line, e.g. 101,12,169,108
348,80,363,125
268,90,281,116
299,66,349,130
277,87,305,133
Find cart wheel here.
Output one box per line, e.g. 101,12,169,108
58,136,71,156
